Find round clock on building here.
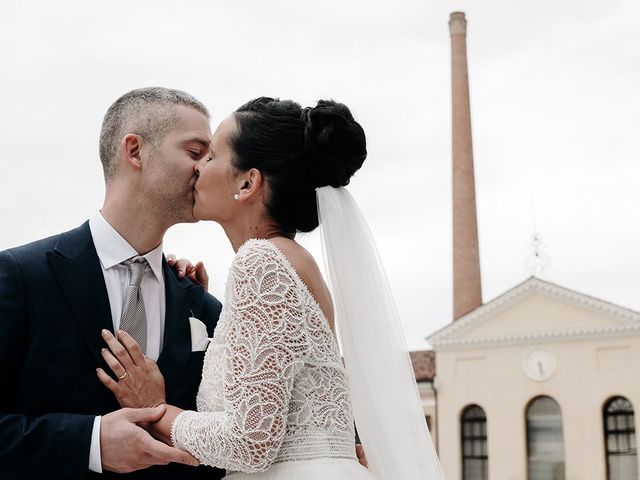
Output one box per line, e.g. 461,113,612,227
523,349,557,382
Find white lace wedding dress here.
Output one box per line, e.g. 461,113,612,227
171,239,376,479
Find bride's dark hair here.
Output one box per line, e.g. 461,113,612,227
232,97,367,234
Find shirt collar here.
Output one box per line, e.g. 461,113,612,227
89,212,164,283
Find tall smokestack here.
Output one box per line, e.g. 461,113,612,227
450,12,483,319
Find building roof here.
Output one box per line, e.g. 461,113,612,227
427,276,640,350
410,349,436,382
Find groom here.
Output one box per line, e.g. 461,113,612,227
0,88,225,479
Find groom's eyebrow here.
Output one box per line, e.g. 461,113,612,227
184,137,211,149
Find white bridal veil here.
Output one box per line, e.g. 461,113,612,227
317,186,445,479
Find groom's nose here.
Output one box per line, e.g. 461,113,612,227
194,162,201,177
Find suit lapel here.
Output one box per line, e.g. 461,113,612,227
157,258,205,396
47,222,113,366
47,223,206,394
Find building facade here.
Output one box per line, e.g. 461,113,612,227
423,277,640,480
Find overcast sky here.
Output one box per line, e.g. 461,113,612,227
1,0,638,350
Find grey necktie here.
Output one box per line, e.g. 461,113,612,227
119,256,149,354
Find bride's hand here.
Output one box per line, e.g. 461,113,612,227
356,444,368,468
96,329,166,408
166,254,209,291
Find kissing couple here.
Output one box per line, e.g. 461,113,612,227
0,88,443,479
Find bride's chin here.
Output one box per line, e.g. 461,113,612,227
193,199,224,223
193,211,209,222
192,204,207,221
193,206,216,222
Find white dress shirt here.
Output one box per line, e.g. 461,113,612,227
87,212,167,472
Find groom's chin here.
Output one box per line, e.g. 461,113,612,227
177,206,199,224
173,215,199,226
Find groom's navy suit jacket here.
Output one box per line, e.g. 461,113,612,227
0,222,226,480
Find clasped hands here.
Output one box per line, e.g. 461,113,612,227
97,329,369,470
96,329,198,472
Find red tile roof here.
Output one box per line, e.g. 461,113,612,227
410,350,436,382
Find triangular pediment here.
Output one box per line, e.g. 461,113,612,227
428,277,640,350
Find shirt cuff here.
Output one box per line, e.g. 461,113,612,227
89,416,103,473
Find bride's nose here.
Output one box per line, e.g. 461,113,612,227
194,155,210,176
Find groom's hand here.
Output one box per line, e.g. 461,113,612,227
100,406,199,473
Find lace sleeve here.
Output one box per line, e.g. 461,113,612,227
171,241,308,472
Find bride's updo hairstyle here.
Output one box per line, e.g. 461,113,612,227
232,97,367,234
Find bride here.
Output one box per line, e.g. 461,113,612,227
97,97,443,479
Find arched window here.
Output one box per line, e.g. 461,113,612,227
526,396,565,480
461,405,488,480
604,396,637,480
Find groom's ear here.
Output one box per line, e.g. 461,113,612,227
122,134,144,172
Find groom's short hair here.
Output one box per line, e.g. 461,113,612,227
99,87,209,182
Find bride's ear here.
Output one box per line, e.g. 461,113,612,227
236,168,264,202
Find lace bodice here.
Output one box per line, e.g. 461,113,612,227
171,239,356,473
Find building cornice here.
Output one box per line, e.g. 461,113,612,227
428,277,640,351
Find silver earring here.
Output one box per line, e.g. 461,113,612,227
233,194,240,201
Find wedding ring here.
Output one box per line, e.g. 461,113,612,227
118,371,128,380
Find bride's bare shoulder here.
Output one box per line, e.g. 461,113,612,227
267,237,335,327
267,237,318,278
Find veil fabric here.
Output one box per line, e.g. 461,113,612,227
316,186,445,479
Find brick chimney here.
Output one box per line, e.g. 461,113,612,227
450,12,483,319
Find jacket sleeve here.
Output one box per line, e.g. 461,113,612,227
200,291,223,336
0,249,95,480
